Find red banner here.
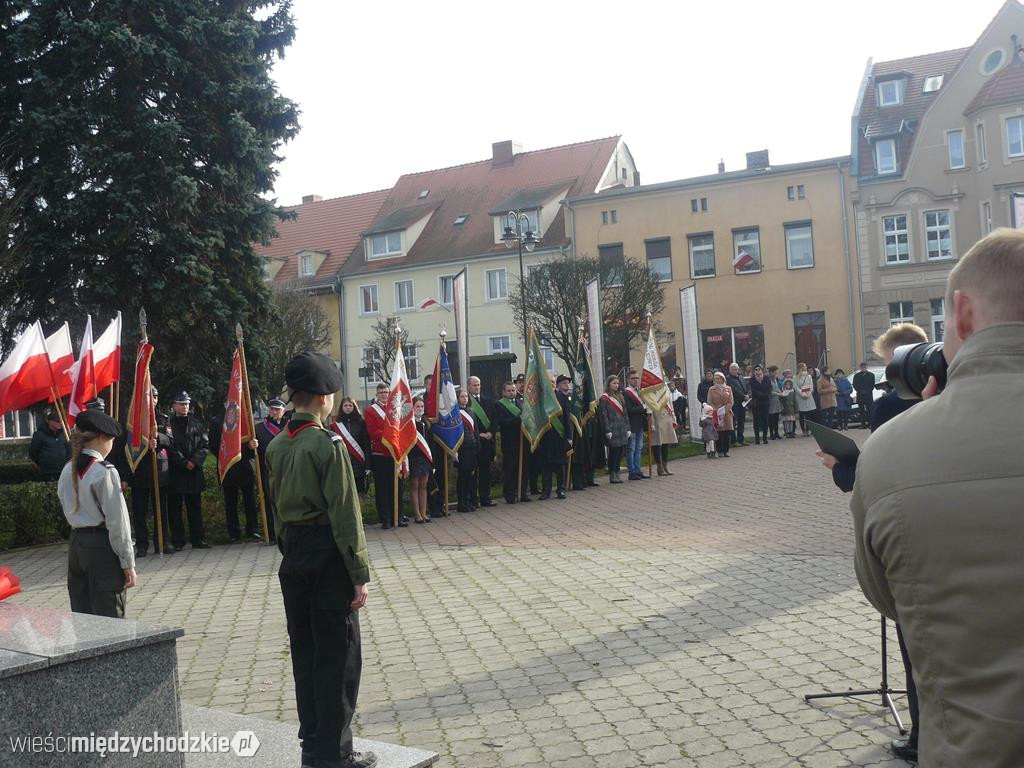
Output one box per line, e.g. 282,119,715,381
218,350,251,482
124,342,155,473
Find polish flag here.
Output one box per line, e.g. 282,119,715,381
67,317,95,427
418,297,439,310
732,248,757,272
44,323,74,399
93,312,122,393
0,321,53,415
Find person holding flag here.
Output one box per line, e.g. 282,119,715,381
570,333,601,491
639,325,678,476
537,375,572,500
29,410,70,481
494,381,528,504
364,382,404,529
466,376,497,507
167,391,211,550
426,338,464,515
455,388,480,513
408,396,434,523
381,338,417,528
520,329,565,499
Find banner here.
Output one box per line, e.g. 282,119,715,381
382,343,416,465
520,328,562,451
679,285,703,440
428,341,464,458
218,350,250,482
453,268,468,389
585,278,605,390
571,335,598,434
44,323,74,399
93,311,122,392
0,321,51,416
124,342,156,473
639,326,670,412
67,316,95,427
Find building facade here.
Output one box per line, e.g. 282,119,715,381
851,0,1024,357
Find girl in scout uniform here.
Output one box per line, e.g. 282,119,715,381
57,409,137,618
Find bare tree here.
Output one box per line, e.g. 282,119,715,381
362,316,418,384
258,282,332,399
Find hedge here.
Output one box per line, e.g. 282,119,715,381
0,461,47,486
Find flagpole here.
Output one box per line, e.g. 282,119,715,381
140,309,166,555
40,326,71,440
438,330,450,516
646,312,654,479
236,324,271,544
393,327,401,529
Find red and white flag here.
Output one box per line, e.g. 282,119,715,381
732,248,757,272
218,350,252,482
124,341,156,472
0,322,53,416
639,326,670,412
44,323,74,399
67,316,95,427
418,297,439,310
93,312,122,393
382,343,416,466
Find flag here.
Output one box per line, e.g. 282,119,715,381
218,349,251,482
93,312,122,393
423,349,439,421
44,323,74,399
639,326,671,412
0,567,20,601
67,316,95,427
571,335,598,435
520,328,563,451
453,269,468,389
585,278,605,388
732,248,757,272
382,343,416,465
418,298,439,310
427,341,464,458
124,342,156,473
0,321,52,416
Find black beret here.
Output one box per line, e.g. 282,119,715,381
285,352,343,395
556,374,571,384
267,398,286,408
172,391,191,403
76,409,122,438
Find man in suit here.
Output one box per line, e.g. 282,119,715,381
852,362,876,428
466,376,497,507
494,381,529,504
538,375,572,500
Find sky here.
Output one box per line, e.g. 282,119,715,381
268,0,1009,206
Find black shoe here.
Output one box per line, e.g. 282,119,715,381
520,496,532,502
588,481,599,487
480,501,497,507
556,491,567,500
457,506,470,513
890,737,918,763
538,492,550,500
397,521,409,528
162,547,175,554
340,751,379,768
229,535,241,543
136,548,148,558
246,531,263,542
414,518,425,524
381,523,392,530
173,544,185,551
423,517,432,523
192,541,212,550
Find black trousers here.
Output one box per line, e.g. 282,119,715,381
541,463,566,496
259,474,277,542
224,481,258,539
168,492,204,547
731,404,746,443
658,444,670,464
798,411,816,434
606,445,623,473
278,525,360,766
895,622,919,746
527,448,542,494
130,486,170,553
67,529,126,618
768,412,781,438
716,431,731,455
501,446,528,503
856,394,873,426
371,454,395,527
476,448,494,504
752,404,769,441
429,449,447,515
456,456,477,511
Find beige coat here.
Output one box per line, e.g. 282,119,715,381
649,403,678,447
706,385,734,431
851,323,1024,768
817,376,837,409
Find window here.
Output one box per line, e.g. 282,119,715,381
454,214,468,226
645,238,672,282
976,122,988,165
732,228,761,274
485,268,507,301
370,231,402,258
610,209,617,224
690,199,699,213
261,260,273,280
300,253,314,276
688,234,715,278
359,284,378,315
505,209,539,235
601,211,608,225
981,48,1006,76
875,139,897,175
361,347,382,383
1,409,34,440
983,201,993,234
947,130,965,169
922,75,944,92
700,197,708,212
1007,116,1024,158
930,298,945,342
402,343,419,381
785,222,814,269
489,335,511,354
924,210,952,260
439,275,454,305
877,79,902,106
395,279,414,311
787,186,795,201
598,243,625,287
889,301,915,327
882,215,910,263
797,185,805,199
541,345,555,371
700,325,766,372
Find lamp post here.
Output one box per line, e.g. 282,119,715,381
501,210,539,370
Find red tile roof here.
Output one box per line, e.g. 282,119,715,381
339,136,622,277
965,55,1024,114
254,189,391,287
854,48,970,179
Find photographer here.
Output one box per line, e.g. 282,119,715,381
851,229,1024,768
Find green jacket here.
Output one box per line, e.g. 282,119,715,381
266,412,370,585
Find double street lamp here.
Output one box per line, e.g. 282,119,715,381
501,210,540,372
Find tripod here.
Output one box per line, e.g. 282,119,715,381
804,615,908,733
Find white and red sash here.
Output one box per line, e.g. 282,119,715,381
460,410,475,432
625,386,644,406
370,402,387,421
414,426,432,461
262,417,282,437
331,421,365,465
600,393,624,415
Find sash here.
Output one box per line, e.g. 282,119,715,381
414,427,432,461
262,418,282,437
460,410,475,432
498,398,521,417
625,387,644,406
469,395,491,430
331,421,365,464
600,393,624,415
370,402,387,421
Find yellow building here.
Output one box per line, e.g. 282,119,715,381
567,153,862,377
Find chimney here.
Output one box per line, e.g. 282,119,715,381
302,194,323,204
717,159,725,174
492,140,522,166
745,150,770,171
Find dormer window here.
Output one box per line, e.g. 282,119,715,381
877,78,903,107
506,209,539,235
875,139,898,175
300,253,314,276
369,231,402,258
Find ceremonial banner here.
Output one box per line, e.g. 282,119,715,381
428,341,464,458
571,335,598,434
124,341,156,472
585,278,605,390
218,350,251,482
0,322,52,416
639,326,671,412
679,285,703,441
67,316,95,426
44,323,74,398
520,329,562,451
382,343,416,465
453,269,468,389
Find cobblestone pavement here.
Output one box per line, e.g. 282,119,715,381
4,432,916,767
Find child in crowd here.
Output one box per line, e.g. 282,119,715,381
700,403,718,458
778,378,798,437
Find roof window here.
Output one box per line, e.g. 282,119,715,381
418,189,429,199
877,78,903,107
922,75,944,93
454,214,468,226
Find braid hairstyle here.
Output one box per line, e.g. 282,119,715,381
69,429,100,515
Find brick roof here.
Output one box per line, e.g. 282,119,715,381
965,54,1024,114
254,189,391,288
854,47,970,179
339,136,622,277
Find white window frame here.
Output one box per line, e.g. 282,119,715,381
402,343,419,382
877,79,902,107
504,210,540,236
438,275,454,306
485,267,508,302
976,121,988,165
644,238,673,283
930,298,945,342
924,210,953,261
875,139,897,175
688,234,715,278
368,231,403,259
395,279,414,312
732,228,761,275
300,253,314,276
1007,116,1024,158
361,347,382,384
947,130,965,169
982,201,993,234
784,222,814,270
787,186,795,201
882,214,910,264
601,211,608,225
359,284,379,315
488,335,512,354
541,345,555,372
1,409,35,440
889,301,914,327
797,185,805,200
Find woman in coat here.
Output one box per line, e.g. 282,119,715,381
793,363,817,435
817,367,838,428
598,375,629,484
335,396,371,493
766,366,783,440
834,369,854,431
706,372,735,457
650,399,678,476
748,365,774,445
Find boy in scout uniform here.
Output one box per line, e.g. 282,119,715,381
265,352,376,768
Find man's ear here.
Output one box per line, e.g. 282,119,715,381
953,289,976,342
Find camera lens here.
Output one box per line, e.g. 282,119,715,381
886,342,948,400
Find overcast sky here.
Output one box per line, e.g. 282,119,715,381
268,0,1007,206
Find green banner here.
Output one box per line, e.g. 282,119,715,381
520,328,563,451
571,336,598,435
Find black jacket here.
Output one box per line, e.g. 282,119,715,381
539,390,572,465
697,379,713,405
749,376,773,405
468,394,497,459
28,426,69,480
624,388,646,433
112,413,171,488
334,412,369,468
726,374,750,403
852,369,877,398
494,397,523,457
167,413,209,494
208,413,255,488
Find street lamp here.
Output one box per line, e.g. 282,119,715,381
501,209,539,371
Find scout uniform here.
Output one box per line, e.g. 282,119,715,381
57,410,135,618
265,353,375,768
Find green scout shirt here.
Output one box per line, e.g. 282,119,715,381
265,412,370,585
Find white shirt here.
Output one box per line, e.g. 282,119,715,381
57,449,135,569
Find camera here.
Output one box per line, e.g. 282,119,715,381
886,342,948,400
